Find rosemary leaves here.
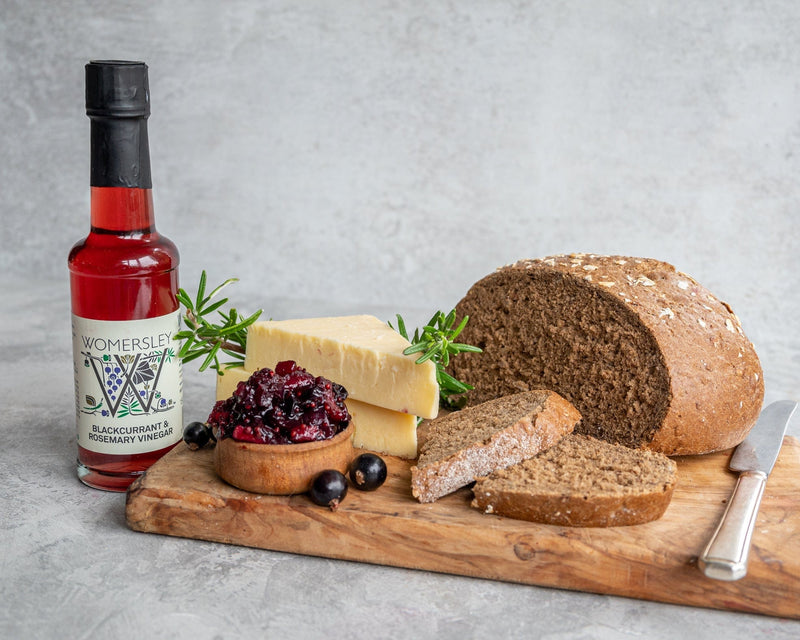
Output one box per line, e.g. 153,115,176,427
390,309,482,409
175,271,262,373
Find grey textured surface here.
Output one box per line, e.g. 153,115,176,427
2,1,800,638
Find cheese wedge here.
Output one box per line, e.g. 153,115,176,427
342,398,418,459
244,315,439,419
215,367,419,459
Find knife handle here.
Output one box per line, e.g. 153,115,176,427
698,470,767,581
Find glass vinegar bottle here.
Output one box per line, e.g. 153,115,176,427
68,61,182,491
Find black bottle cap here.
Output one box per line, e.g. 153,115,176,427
86,60,152,187
86,60,150,118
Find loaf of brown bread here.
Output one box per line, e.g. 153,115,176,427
449,254,764,455
410,390,580,503
471,434,677,527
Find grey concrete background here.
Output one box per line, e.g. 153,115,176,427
2,1,800,638
3,0,798,402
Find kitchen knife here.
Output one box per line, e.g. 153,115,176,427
698,400,798,581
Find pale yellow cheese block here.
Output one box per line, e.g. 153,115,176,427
244,315,439,419
343,400,418,459
214,367,419,459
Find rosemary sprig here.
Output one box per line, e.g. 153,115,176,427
175,271,263,374
389,309,482,410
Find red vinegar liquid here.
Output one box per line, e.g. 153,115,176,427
69,187,180,491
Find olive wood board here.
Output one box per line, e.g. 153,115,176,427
126,435,800,619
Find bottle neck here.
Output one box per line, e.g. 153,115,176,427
89,114,154,233
90,186,155,233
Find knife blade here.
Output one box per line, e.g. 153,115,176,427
698,400,798,581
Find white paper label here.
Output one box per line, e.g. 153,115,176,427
72,311,183,455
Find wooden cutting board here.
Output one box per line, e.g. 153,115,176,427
126,435,800,619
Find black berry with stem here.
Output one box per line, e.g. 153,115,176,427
349,453,387,491
309,469,348,510
183,421,215,450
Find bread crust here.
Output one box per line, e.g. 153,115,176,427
450,254,764,455
410,390,580,503
471,483,675,527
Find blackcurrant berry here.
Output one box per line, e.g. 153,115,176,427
183,421,215,450
309,469,348,510
349,453,387,491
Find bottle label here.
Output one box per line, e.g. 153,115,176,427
72,311,183,455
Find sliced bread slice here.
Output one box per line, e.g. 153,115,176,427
471,434,677,527
410,390,580,503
